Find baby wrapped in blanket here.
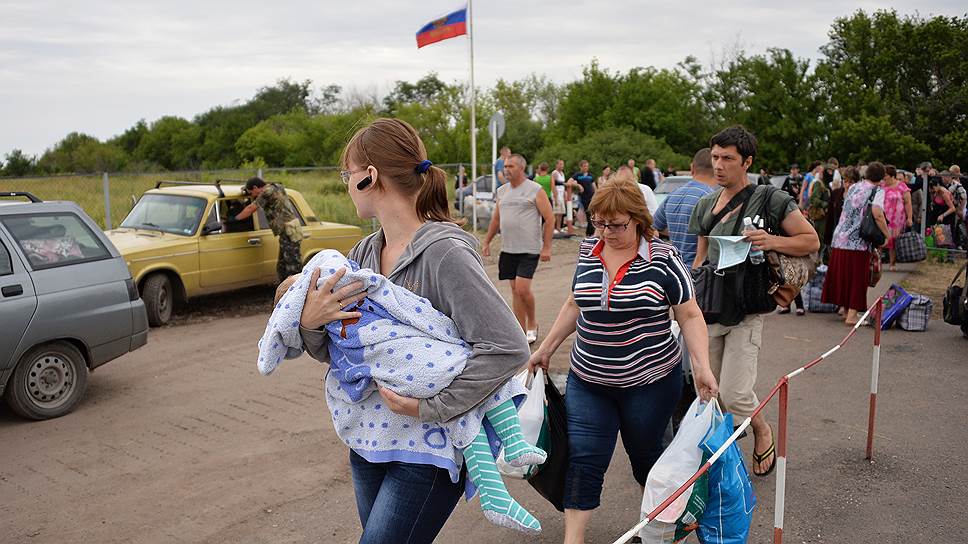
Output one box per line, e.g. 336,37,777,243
259,250,546,533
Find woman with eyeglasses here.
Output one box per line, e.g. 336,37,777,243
528,178,719,543
278,118,531,543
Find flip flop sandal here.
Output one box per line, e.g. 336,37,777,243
752,439,776,477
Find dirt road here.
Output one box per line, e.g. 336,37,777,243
2,237,965,543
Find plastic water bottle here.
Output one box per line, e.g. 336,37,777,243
743,217,765,264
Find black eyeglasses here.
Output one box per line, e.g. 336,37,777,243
590,218,632,232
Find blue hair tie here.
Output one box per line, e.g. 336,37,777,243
416,159,433,174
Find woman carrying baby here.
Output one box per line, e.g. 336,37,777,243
279,118,535,543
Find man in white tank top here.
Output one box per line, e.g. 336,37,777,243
483,154,555,344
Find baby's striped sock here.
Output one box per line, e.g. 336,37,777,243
486,400,546,467
463,430,541,533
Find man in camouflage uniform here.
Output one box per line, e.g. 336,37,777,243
229,177,302,283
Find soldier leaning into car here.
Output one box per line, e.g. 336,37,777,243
227,177,302,283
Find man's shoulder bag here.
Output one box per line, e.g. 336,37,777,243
692,186,756,325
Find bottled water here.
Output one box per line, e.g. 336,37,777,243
743,217,765,264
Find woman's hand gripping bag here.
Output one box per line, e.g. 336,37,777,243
497,369,545,479
697,410,756,544
640,398,718,542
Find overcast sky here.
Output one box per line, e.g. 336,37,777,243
1,1,964,157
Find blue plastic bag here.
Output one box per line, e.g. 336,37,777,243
697,412,756,544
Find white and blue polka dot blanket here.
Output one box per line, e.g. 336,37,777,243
258,250,525,484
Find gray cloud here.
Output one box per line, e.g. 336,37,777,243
1,0,965,157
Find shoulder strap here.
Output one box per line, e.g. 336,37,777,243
951,262,968,288
758,185,793,236
729,186,760,236
865,185,878,205
701,185,755,235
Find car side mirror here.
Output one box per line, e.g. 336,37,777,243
202,224,222,235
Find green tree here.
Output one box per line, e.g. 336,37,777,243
35,132,127,173
829,114,931,166
707,48,821,170
817,10,968,166
136,117,201,170
537,126,689,175
1,149,36,177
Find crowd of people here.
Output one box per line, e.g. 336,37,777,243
455,148,673,238
271,117,964,544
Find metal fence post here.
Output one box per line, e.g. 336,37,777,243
102,172,112,230
257,168,263,179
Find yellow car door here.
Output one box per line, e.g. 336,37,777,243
253,208,281,282
197,199,266,288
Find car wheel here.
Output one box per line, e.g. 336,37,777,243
143,273,173,327
5,342,88,420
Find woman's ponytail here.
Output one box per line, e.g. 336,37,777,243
417,165,462,224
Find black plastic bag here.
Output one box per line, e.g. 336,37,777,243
527,377,569,512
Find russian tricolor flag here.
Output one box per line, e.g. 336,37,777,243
416,7,467,48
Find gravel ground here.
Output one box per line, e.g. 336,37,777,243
2,235,965,543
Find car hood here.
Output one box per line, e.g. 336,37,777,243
105,228,196,254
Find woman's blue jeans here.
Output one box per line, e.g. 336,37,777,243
349,450,464,543
564,365,682,511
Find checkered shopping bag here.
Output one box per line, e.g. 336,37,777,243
894,231,926,263
898,294,933,331
805,284,838,313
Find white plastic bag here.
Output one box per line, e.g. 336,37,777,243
642,397,718,524
496,369,545,479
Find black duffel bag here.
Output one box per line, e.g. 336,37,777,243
943,262,967,326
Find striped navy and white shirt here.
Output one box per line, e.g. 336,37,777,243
570,236,693,387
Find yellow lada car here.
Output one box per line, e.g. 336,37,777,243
105,181,363,326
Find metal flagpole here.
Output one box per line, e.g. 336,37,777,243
468,0,478,231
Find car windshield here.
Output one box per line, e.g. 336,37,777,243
121,194,207,236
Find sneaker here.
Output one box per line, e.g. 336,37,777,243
526,329,538,344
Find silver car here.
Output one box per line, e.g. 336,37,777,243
0,192,148,420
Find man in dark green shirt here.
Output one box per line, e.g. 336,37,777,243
230,177,301,283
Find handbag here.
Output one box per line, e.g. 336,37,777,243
759,186,816,306
933,224,956,248
943,262,967,325
526,375,568,512
894,231,927,263
868,249,882,288
860,187,887,247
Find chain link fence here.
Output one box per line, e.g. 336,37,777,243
0,164,472,234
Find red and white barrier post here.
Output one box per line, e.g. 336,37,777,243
866,298,883,461
773,378,789,544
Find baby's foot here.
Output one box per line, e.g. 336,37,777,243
503,442,547,467
481,497,542,534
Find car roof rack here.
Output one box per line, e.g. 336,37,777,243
154,180,224,198
215,178,285,195
0,191,42,203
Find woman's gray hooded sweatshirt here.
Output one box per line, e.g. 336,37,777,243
299,221,530,423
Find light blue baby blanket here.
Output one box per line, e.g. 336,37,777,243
258,250,524,484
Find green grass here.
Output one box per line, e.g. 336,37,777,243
0,167,463,234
